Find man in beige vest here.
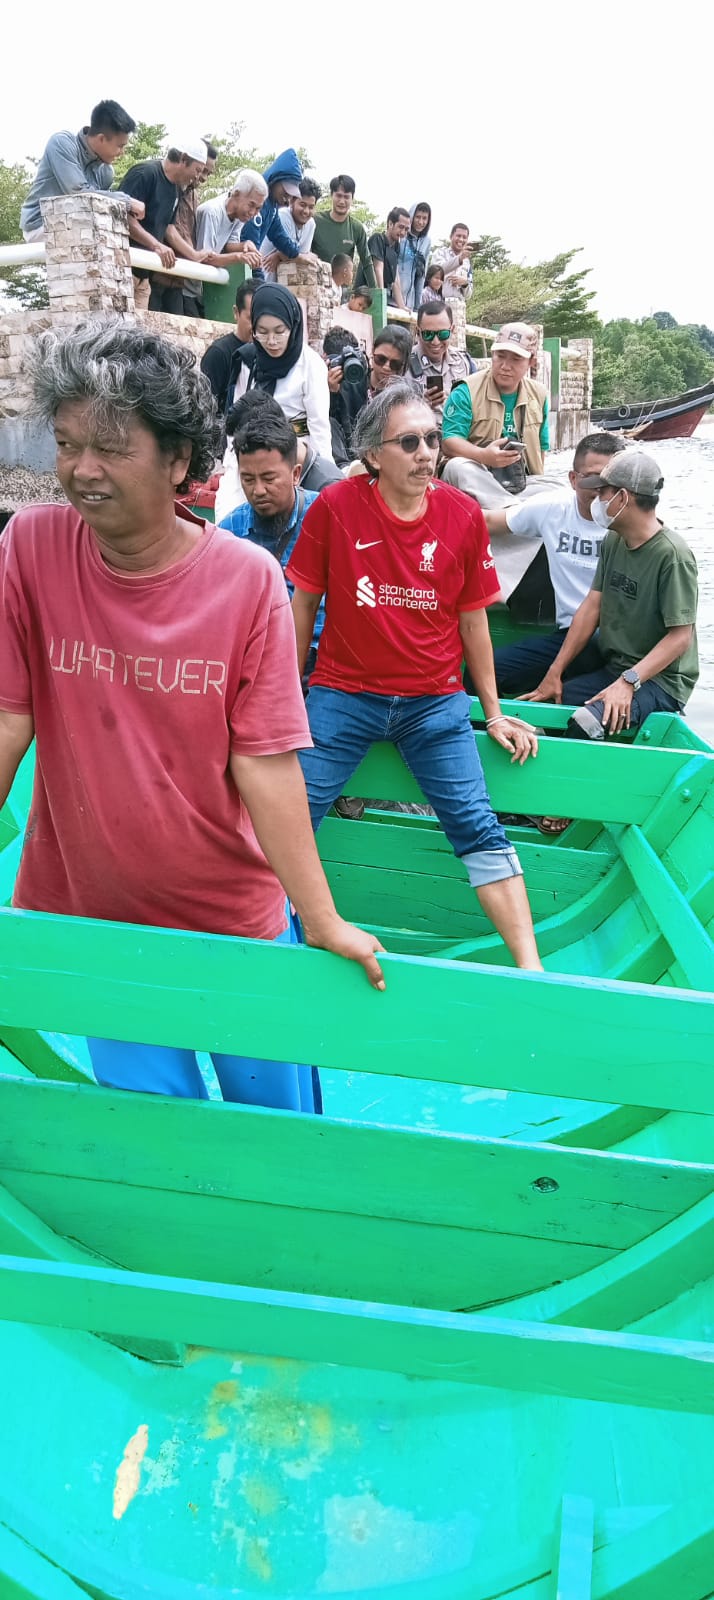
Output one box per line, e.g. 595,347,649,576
440,322,559,594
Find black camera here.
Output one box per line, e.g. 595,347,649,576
327,345,369,387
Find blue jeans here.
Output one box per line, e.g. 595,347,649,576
492,630,605,697
300,688,522,888
88,910,321,1112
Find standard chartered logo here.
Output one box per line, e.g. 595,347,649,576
356,575,377,608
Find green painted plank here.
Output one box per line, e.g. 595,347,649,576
342,737,711,823
592,1488,714,1598
0,1521,88,1600
508,1192,714,1334
1,1079,711,1247
610,824,714,992
0,1179,184,1365
556,1496,594,1600
2,910,714,1113
4,1167,613,1310
0,1028,89,1084
4,1254,714,1414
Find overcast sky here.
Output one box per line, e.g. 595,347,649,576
4,0,712,327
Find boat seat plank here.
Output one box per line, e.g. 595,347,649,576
609,825,714,992
4,1254,714,1416
342,739,711,824
1,1080,711,1245
555,1495,594,1600
2,910,713,1114
2,1167,616,1309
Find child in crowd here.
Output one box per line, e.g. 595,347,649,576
421,263,445,303
331,252,354,301
348,288,373,314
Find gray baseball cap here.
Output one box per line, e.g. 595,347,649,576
580,450,664,495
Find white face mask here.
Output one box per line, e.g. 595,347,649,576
591,490,626,530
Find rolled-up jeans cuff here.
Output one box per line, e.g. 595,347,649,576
461,847,523,888
569,704,605,740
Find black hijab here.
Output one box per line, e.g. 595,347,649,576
238,283,304,396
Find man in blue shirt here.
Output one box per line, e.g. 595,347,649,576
21,100,143,239
219,406,324,680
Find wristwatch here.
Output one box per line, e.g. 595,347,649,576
621,668,641,692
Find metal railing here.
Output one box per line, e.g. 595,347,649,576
0,241,229,286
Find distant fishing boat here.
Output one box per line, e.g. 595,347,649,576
592,379,714,441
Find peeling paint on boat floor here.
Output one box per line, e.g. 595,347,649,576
112,1423,149,1520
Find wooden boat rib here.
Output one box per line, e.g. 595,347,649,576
591,379,714,441
2,708,714,1598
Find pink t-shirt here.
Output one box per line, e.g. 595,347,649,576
0,504,311,938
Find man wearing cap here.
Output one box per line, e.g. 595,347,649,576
120,140,208,310
522,451,699,740
441,322,552,517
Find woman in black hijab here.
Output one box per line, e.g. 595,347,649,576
236,282,332,456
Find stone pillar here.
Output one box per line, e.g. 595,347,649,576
277,259,340,350
41,193,134,317
445,293,467,351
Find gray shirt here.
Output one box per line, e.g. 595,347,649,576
195,195,244,253
20,129,134,235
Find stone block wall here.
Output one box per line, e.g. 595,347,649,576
41,193,134,317
277,259,341,349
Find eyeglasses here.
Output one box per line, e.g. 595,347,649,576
372,353,405,373
254,327,289,346
420,328,451,343
381,430,441,454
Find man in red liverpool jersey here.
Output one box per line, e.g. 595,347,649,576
288,386,543,970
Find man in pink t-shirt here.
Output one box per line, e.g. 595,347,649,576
0,321,384,1110
288,386,543,970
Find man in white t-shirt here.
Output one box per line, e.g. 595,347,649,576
483,433,626,695
260,178,321,280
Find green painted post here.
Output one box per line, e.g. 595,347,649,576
203,262,252,325
544,335,561,414
368,288,388,337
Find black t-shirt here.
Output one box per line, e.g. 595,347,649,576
121,160,179,243
367,231,399,293
201,332,242,415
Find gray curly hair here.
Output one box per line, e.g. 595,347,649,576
26,319,221,493
351,382,436,470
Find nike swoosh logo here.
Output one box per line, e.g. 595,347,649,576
355,540,382,550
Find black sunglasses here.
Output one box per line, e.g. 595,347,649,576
372,352,405,373
381,429,441,454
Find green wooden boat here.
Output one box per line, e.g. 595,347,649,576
1,704,714,1599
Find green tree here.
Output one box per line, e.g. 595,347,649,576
0,156,48,310
467,246,599,339
592,317,714,406
113,122,166,183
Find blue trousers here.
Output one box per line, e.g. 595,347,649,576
300,687,522,889
492,629,605,697
88,912,321,1112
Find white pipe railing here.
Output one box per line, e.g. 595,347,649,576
0,241,229,286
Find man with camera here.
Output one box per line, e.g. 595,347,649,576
409,301,473,422
441,322,552,511
430,224,478,301
323,327,370,466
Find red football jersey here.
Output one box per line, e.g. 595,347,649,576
286,476,499,695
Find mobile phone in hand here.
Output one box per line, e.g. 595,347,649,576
500,437,525,452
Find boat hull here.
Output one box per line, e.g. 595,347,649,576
591,381,714,441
